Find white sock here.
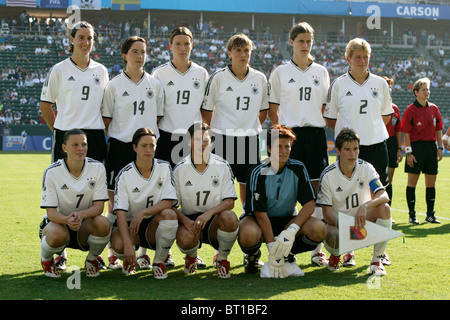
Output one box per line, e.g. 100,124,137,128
153,220,178,263
372,218,392,263
137,247,148,257
105,211,117,224
177,241,200,258
41,236,65,261
217,227,239,261
86,233,110,261
311,242,323,256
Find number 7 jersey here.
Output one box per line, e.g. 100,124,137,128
40,57,109,131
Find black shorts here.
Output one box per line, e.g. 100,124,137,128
289,127,329,181
113,217,155,250
185,212,219,250
212,133,260,184
405,141,438,175
53,128,107,163
155,129,190,168
386,135,400,169
39,216,89,251
359,141,389,186
106,137,135,190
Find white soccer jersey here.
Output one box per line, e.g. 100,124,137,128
101,71,164,142
173,153,237,216
40,58,108,130
152,61,208,134
269,61,330,128
114,159,177,221
201,66,269,136
41,158,108,216
324,71,394,145
317,159,384,217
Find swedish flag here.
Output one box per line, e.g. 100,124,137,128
111,0,140,11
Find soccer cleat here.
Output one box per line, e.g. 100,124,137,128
97,255,107,270
311,251,329,267
327,254,341,272
369,261,386,276
108,255,123,270
137,254,152,269
163,252,175,268
85,259,100,277
409,212,419,224
122,262,136,275
381,253,391,266
217,260,231,279
152,263,168,279
41,259,61,278
243,249,262,274
54,255,67,271
184,255,198,274
343,252,356,267
425,212,441,224
196,256,206,268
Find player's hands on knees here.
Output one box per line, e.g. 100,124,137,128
67,212,82,231
195,211,213,230
130,210,144,235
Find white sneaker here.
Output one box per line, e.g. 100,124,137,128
343,252,356,267
381,253,391,266
122,262,136,275
108,255,123,270
369,261,386,276
311,251,329,267
137,254,151,269
153,263,168,279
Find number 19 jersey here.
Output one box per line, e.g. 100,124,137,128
101,71,164,142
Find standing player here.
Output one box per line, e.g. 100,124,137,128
268,22,330,267
201,33,269,207
40,21,108,163
443,127,450,151
324,38,393,187
39,129,110,278
401,77,444,224
173,123,239,278
110,128,178,279
152,27,209,168
317,128,392,276
40,21,109,270
238,125,326,277
101,36,164,269
382,76,403,211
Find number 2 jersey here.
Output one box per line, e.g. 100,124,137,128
316,159,384,217
113,159,177,221
40,157,109,216
101,71,164,142
40,57,109,131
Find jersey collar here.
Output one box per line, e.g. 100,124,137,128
413,99,429,108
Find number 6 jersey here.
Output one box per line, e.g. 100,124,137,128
40,58,109,131
101,71,164,142
317,159,384,217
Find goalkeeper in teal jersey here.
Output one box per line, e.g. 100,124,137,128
238,125,326,277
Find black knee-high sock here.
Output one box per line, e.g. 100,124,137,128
386,184,393,206
426,187,436,215
406,186,416,214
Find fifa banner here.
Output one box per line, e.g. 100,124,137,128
72,0,101,10
338,212,403,255
3,133,52,151
40,0,69,9
6,0,36,7
111,0,141,11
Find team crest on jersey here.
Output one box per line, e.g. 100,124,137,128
146,89,154,99
211,176,220,187
157,178,164,189
87,177,96,189
358,178,364,189
93,75,101,85
371,88,379,98
251,84,259,95
192,78,201,89
312,76,320,87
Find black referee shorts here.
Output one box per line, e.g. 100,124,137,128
405,141,438,175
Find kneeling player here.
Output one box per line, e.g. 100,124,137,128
238,125,326,277
173,123,239,279
317,128,392,276
110,128,178,279
39,129,111,278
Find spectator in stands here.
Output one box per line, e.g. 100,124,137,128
0,111,5,124
10,89,18,100
401,77,444,224
5,109,13,124
13,111,21,124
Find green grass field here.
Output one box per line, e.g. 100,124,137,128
0,152,449,301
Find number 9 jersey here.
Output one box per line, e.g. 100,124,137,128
40,58,109,131
316,159,384,217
